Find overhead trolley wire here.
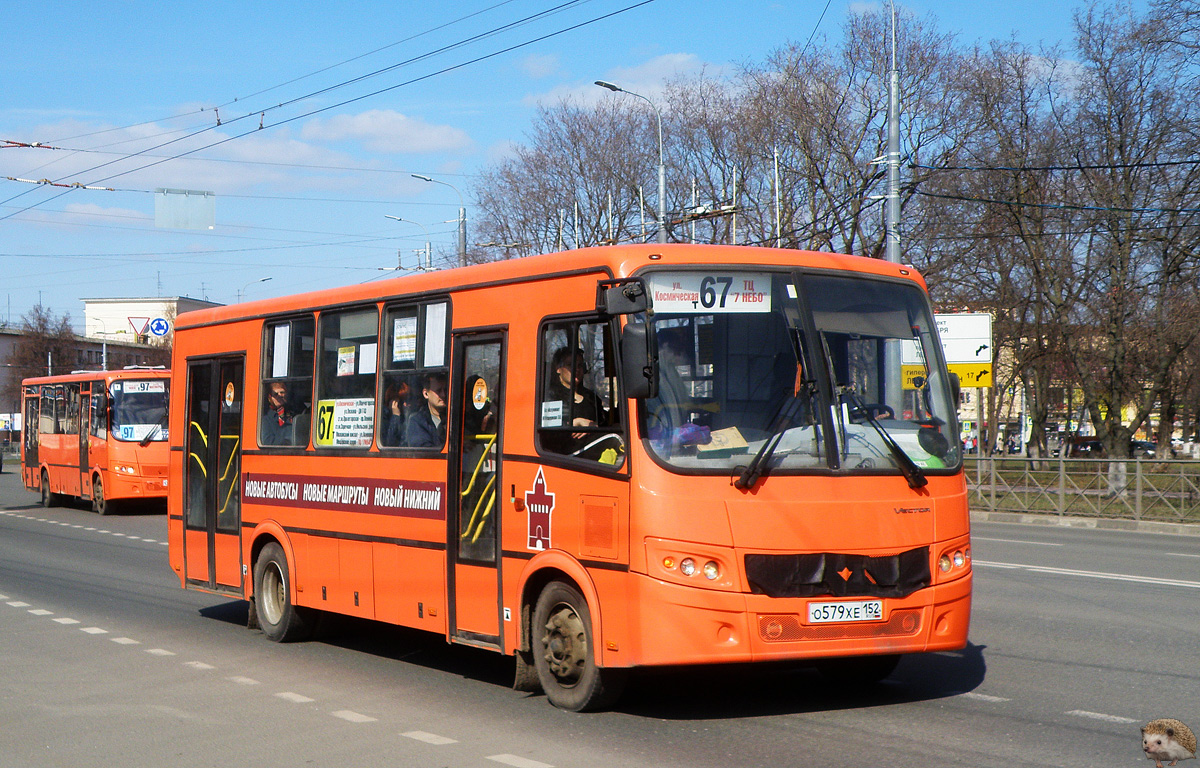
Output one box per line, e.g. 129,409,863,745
0,0,656,225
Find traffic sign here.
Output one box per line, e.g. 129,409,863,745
936,313,992,387
148,317,171,337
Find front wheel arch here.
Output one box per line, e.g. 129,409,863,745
531,580,626,711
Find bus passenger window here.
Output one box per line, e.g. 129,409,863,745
379,376,410,447
315,308,378,449
537,319,624,467
260,316,315,448
379,302,450,450
406,371,448,449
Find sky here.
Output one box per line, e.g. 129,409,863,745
0,0,1142,330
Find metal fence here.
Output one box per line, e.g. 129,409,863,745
965,456,1200,523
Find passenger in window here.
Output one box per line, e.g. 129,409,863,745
548,347,608,433
406,372,447,448
381,380,409,447
261,381,293,446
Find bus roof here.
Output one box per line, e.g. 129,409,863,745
21,368,170,387
176,243,926,331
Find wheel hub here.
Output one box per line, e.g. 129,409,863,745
541,605,586,684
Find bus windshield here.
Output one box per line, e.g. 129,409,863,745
111,378,170,442
641,270,960,476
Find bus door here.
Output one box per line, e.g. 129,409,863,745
78,382,92,493
183,357,246,593
22,389,39,488
448,332,505,647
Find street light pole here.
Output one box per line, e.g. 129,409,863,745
384,215,432,270
238,276,273,303
595,80,667,244
412,174,466,267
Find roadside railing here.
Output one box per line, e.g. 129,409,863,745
965,456,1200,523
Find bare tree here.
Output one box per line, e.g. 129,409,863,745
2,305,76,404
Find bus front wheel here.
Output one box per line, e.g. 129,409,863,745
532,581,626,711
92,475,110,515
253,542,314,643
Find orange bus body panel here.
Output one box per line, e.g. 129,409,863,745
166,243,970,678
20,369,170,508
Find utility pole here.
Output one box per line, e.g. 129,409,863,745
886,1,901,264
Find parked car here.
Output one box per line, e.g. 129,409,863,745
1131,440,1158,459
1066,437,1105,457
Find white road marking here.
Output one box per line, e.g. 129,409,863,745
488,755,554,768
975,560,1200,589
1067,710,1138,724
80,627,108,635
7,601,31,607
53,618,80,625
111,637,140,645
146,649,176,656
1165,552,1200,558
28,609,53,616
332,710,377,723
959,692,1011,703
973,536,1063,547
275,692,315,704
403,731,458,745
185,661,215,670
228,676,260,685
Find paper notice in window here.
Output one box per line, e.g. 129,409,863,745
337,346,355,376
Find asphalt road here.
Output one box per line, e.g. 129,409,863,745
0,463,1196,767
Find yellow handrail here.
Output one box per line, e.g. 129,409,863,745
458,433,497,497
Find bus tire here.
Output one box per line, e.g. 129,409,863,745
92,475,111,516
816,653,901,684
253,542,313,643
40,470,60,508
532,581,626,711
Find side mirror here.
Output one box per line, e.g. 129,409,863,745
949,372,961,405
597,278,650,315
620,322,658,399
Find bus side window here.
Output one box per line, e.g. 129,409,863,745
91,390,107,439
537,319,624,467
379,302,450,450
315,308,378,449
260,316,315,448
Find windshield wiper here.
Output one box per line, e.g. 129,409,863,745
842,389,927,490
139,414,168,447
735,386,814,490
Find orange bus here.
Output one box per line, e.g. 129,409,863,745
167,243,971,711
22,368,171,514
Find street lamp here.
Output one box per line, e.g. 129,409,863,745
238,276,273,303
385,215,432,271
412,174,467,268
595,80,667,244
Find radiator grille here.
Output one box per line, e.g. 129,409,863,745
757,609,922,642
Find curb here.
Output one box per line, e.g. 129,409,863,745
970,510,1200,537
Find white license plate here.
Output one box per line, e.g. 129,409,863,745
807,600,883,624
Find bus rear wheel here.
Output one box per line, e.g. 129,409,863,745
40,470,60,508
253,542,314,643
92,475,110,515
532,581,626,711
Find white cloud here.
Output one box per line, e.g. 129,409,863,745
62,202,148,222
523,53,715,106
300,110,473,155
520,53,561,79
